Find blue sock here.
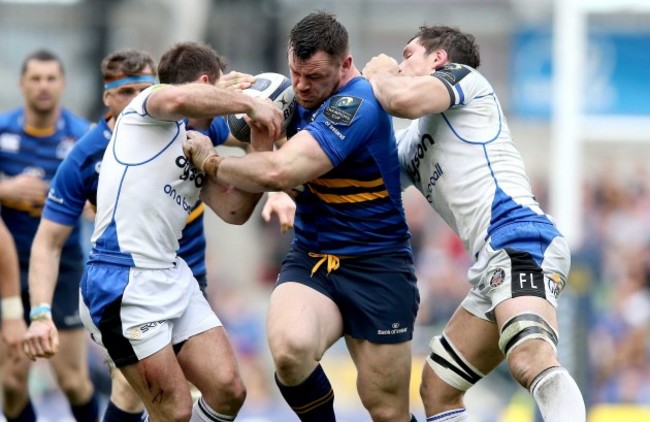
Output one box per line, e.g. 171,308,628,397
5,399,36,422
70,392,100,422
411,415,419,422
275,364,335,422
102,401,144,422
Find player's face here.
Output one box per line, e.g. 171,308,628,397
20,60,65,114
398,38,439,77
288,50,341,109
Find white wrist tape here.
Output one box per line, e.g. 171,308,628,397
1,296,24,320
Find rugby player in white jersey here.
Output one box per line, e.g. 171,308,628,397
363,26,586,422
74,42,283,422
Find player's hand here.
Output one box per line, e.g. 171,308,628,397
23,319,59,360
362,54,400,79
247,98,283,141
1,174,48,203
261,191,296,233
183,130,218,172
1,318,27,356
218,71,256,91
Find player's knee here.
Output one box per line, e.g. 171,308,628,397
366,403,405,422
57,373,93,402
499,313,560,388
270,336,314,374
425,335,485,393
420,361,466,411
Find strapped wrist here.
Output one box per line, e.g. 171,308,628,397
29,303,52,321
1,296,24,320
202,155,224,176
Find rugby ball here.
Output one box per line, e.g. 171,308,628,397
227,72,296,143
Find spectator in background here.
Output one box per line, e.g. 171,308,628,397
0,49,100,422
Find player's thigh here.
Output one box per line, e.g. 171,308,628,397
267,281,343,358
50,328,90,379
345,338,412,410
443,306,503,373
119,344,192,419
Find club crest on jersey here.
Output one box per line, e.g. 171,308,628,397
0,133,20,152
323,95,362,126
489,268,505,288
56,137,76,159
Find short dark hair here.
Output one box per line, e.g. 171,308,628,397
21,49,64,76
289,11,349,63
157,42,226,85
410,25,481,69
101,49,157,82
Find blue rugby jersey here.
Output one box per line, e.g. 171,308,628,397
44,115,228,278
0,107,90,256
286,77,411,256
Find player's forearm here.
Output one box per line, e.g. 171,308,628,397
28,234,63,307
207,152,292,193
0,222,20,298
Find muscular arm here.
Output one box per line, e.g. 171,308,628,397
199,178,262,225
28,219,73,306
146,83,257,121
209,131,334,193
368,74,451,119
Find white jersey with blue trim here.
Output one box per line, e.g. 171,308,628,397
90,86,204,268
397,63,551,260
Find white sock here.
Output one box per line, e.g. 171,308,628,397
426,408,468,421
530,366,586,421
189,397,236,422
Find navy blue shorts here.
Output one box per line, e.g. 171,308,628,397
277,248,420,343
18,245,84,330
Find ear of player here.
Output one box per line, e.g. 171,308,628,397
227,72,296,143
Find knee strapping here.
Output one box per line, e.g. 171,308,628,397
498,313,558,358
426,335,484,392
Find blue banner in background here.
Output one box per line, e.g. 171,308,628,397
510,28,650,119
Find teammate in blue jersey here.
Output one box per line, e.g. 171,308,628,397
75,42,283,422
363,26,586,422
184,12,420,422
0,50,100,422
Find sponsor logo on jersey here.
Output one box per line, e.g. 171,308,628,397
545,272,564,298
424,162,443,203
47,188,64,204
163,184,193,215
175,155,204,188
433,63,472,86
405,133,435,182
323,95,362,126
377,322,408,336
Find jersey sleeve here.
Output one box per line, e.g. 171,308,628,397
432,64,490,110
42,145,88,226
205,116,229,146
305,92,380,166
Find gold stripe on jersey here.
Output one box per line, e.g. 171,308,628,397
307,177,388,204
186,202,205,224
310,177,385,189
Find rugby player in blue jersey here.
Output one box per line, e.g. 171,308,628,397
184,12,420,422
363,26,585,421
0,50,101,422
